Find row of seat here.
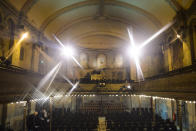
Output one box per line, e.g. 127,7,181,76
106,111,177,131
50,107,177,131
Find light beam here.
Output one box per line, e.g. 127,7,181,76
36,47,75,86
44,62,62,93
37,62,61,90
6,32,28,59
66,81,80,96
139,22,173,49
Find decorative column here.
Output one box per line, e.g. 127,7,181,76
23,101,27,131
151,97,156,122
49,96,53,131
176,100,183,131
129,95,132,111
126,61,131,82
31,44,36,71
171,99,175,121
139,96,141,109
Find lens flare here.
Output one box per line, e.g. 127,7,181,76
21,32,28,40
127,46,141,58
54,35,83,69
61,45,74,57
127,28,144,81
127,22,173,81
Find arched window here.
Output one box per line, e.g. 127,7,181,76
20,47,24,60
8,19,15,49
115,54,123,68
97,54,106,69
7,19,15,63
80,53,88,68
38,54,45,74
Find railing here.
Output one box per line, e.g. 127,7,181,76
0,64,37,74
133,64,196,83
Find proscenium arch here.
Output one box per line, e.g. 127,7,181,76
40,0,162,32
55,16,135,36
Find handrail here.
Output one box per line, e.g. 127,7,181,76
0,63,195,84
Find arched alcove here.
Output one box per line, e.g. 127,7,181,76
115,54,123,68
97,54,107,69
80,53,88,68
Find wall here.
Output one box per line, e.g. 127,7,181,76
61,49,127,80
6,103,25,131
0,3,48,74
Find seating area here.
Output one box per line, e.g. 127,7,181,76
106,108,177,131
52,109,98,131
51,107,177,131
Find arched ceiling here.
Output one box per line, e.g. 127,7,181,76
7,0,194,49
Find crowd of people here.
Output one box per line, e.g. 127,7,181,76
27,109,50,131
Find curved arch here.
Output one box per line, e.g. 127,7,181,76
55,16,133,36
20,0,39,15
70,31,128,42
105,0,162,27
40,0,98,31
40,0,162,32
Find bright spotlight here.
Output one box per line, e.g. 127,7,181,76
61,46,74,57
176,34,181,38
127,46,141,58
21,32,28,40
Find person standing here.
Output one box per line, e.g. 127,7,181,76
40,109,50,130
27,111,41,131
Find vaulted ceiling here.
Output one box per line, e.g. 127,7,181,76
8,0,194,49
